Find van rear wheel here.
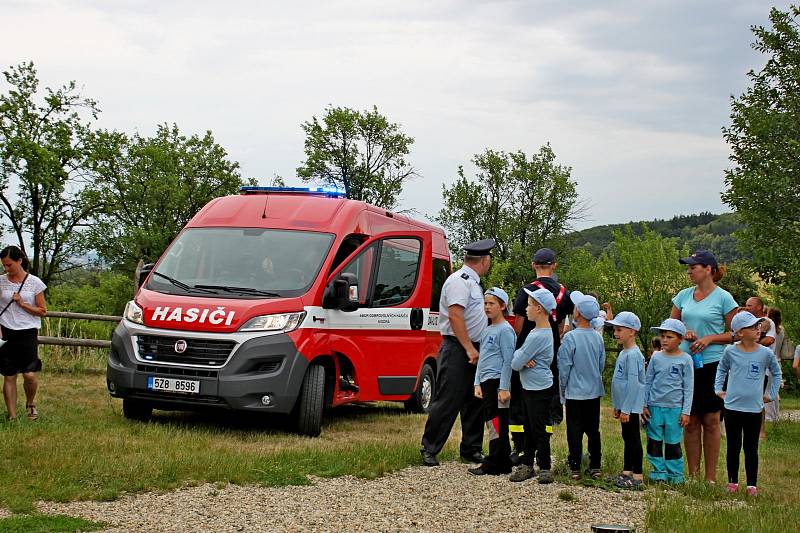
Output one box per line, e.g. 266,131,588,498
122,398,153,422
404,363,435,414
295,364,325,437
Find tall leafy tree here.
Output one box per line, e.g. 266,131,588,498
437,144,583,289
297,105,416,209
722,5,800,284
87,124,251,273
0,61,103,284
559,226,689,349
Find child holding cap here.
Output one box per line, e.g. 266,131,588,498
470,287,516,476
644,318,694,484
607,311,646,490
509,287,557,484
715,311,782,497
558,290,606,480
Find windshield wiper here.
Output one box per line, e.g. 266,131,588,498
151,272,217,294
193,284,281,297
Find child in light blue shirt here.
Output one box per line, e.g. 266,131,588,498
644,318,694,484
557,291,605,479
511,328,554,391
608,311,646,489
470,287,516,476
508,288,557,484
474,321,516,391
558,327,605,402
715,311,782,496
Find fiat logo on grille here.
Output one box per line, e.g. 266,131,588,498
174,340,188,354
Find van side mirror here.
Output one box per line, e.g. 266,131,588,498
323,273,360,311
137,263,155,289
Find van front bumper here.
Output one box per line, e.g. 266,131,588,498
106,320,309,414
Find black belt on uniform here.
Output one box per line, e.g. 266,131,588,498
442,335,480,349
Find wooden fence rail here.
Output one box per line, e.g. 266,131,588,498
46,311,123,322
38,311,121,349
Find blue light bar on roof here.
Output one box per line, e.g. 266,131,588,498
240,186,347,198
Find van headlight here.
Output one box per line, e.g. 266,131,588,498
239,311,306,332
125,301,144,325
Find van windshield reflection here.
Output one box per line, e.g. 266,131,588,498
146,228,334,298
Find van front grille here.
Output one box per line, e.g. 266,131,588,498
137,335,236,367
137,364,219,378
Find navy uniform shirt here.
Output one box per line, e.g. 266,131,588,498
439,265,486,342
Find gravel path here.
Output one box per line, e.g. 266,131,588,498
779,409,800,422
37,462,645,532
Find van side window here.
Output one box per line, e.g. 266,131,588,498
430,258,451,312
371,238,422,308
340,243,377,307
329,234,368,275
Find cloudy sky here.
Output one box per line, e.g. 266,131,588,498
1,0,787,229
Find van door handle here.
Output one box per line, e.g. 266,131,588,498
410,308,423,330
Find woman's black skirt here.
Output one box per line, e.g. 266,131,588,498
0,326,41,377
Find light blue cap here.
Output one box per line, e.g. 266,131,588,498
570,290,600,321
524,287,557,312
606,311,641,331
650,318,687,337
731,311,764,333
484,286,509,306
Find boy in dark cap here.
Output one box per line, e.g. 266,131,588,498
509,248,574,463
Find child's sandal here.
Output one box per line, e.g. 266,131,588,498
26,404,38,421
616,477,643,490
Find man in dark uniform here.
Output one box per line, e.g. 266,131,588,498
420,238,496,466
509,247,573,461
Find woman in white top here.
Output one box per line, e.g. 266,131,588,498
0,246,47,421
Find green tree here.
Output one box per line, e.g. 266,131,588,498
604,227,689,347
0,62,103,284
722,5,800,284
718,261,758,306
297,106,416,209
48,269,134,316
437,144,583,290
558,246,611,297
561,226,688,349
86,124,251,273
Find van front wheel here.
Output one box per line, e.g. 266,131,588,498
122,398,153,422
404,363,435,414
295,364,325,437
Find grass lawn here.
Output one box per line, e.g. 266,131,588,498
0,514,104,533
1,371,799,532
778,394,800,410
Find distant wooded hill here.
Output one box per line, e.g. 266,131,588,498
567,212,745,263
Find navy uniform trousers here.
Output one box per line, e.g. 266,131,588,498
421,336,484,456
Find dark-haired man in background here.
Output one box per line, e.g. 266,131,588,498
509,248,574,462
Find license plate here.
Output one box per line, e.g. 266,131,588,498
147,376,200,394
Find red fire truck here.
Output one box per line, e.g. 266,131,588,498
106,187,451,436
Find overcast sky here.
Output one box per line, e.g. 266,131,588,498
1,0,786,229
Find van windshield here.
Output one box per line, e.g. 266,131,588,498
146,228,334,298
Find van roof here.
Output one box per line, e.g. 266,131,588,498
187,192,447,238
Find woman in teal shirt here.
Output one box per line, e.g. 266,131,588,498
671,250,738,484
